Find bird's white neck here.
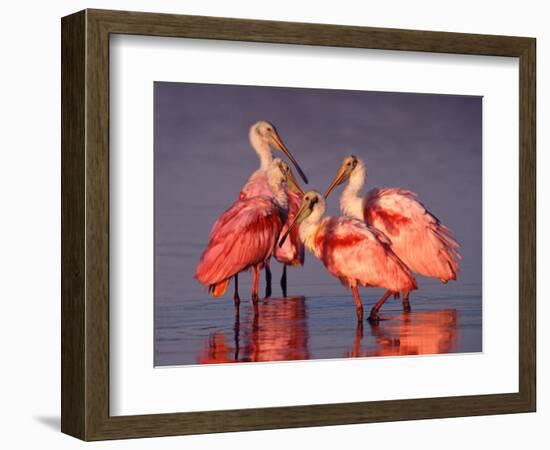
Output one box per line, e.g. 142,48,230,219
258,146,273,170
340,160,366,220
249,129,273,170
299,209,325,254
267,164,288,209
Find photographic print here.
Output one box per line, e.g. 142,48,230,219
154,82,481,367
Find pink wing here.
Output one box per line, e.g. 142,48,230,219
364,188,461,281
275,188,305,266
195,196,283,286
315,216,417,292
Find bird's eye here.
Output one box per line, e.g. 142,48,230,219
347,162,351,166
305,196,309,201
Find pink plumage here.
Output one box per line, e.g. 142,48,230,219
275,188,305,266
364,187,461,283
239,170,272,200
312,216,417,293
195,196,283,296
195,120,308,302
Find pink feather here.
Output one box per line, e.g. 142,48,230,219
364,187,461,282
312,216,417,292
195,196,283,292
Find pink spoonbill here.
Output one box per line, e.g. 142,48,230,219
238,121,308,297
195,159,303,305
279,191,417,322
324,155,461,314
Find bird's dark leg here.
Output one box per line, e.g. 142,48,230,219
402,291,412,313
251,265,260,304
280,264,288,298
351,286,364,322
233,302,241,360
233,274,240,308
264,262,272,299
369,290,393,322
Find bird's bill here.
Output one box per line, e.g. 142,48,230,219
323,165,349,199
285,166,305,196
278,199,313,247
268,130,309,184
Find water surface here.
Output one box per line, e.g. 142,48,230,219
155,283,481,366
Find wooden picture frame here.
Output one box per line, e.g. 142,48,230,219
61,8,536,441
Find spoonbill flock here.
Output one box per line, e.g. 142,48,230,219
195,121,460,322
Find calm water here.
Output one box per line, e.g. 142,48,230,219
154,82,482,366
155,281,482,366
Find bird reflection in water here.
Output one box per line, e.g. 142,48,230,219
197,296,309,364
348,309,459,358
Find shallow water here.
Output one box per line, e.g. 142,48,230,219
155,290,481,366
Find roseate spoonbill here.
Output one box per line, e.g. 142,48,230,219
238,159,305,298
238,121,308,298
279,191,417,322
324,155,461,314
240,121,308,200
195,159,296,305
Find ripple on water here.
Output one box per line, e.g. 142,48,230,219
154,293,482,367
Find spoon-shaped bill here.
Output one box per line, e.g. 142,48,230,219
278,196,315,247
268,128,309,184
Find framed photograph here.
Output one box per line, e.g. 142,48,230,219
61,9,536,440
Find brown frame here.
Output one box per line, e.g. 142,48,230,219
61,8,536,441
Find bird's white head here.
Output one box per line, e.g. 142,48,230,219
324,154,365,199
267,159,305,209
278,190,325,248
273,159,305,195
249,121,309,184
